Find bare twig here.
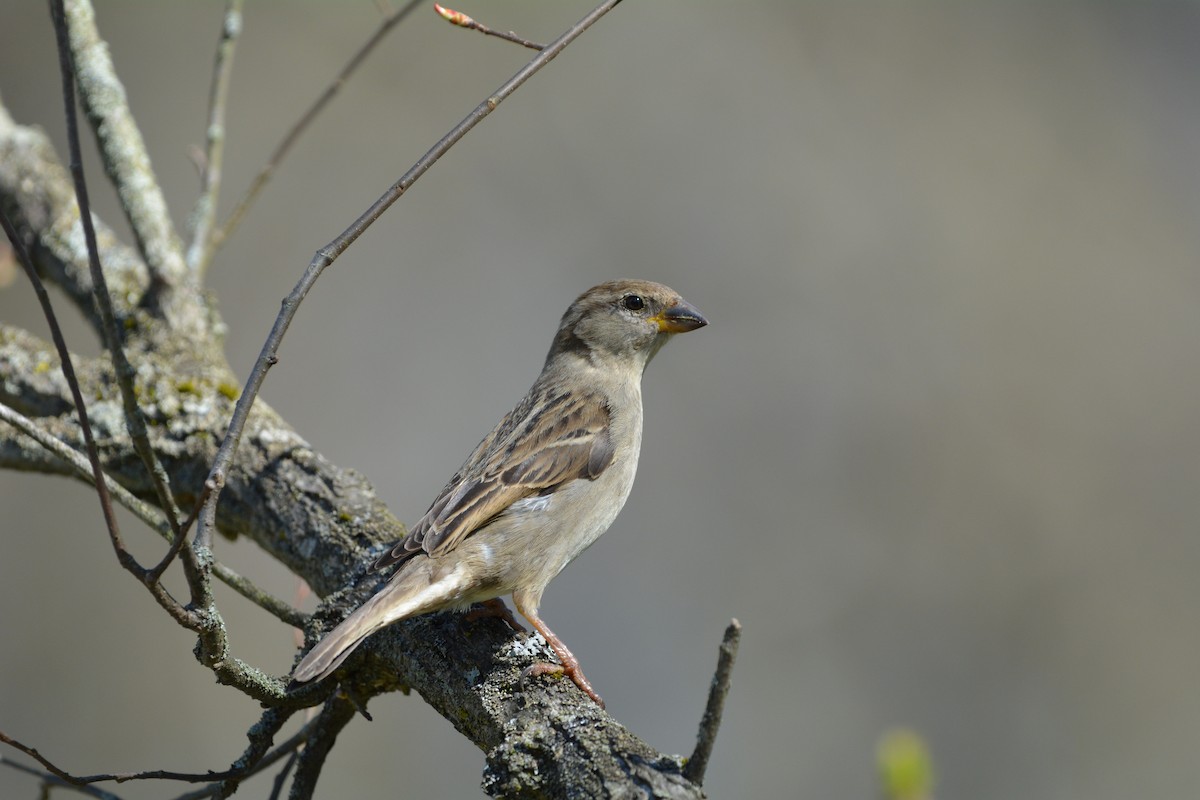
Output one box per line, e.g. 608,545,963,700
195,0,626,553
266,751,298,800
52,0,220,670
187,0,245,274
434,3,545,50
1,713,311,793
684,618,742,785
0,756,124,800
287,696,358,800
60,0,188,291
146,498,199,583
173,708,310,800
209,0,425,254
0,401,306,628
49,0,189,581
214,561,310,629
0,729,120,789
2,192,197,624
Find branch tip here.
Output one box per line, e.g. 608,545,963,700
683,618,741,786
433,3,545,50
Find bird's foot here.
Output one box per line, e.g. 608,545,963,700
521,660,605,709
465,598,526,633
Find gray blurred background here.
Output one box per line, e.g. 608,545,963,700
2,2,1199,798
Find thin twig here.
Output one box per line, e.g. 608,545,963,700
53,3,234,681
49,0,189,584
172,709,313,800
434,4,545,50
60,0,188,291
0,730,121,789
1,717,311,791
147,499,200,582
266,751,299,800
0,183,183,618
47,0,144,569
208,0,425,254
287,696,358,800
214,562,310,629
187,0,244,274
684,618,742,785
0,401,306,628
195,0,626,552
0,756,124,800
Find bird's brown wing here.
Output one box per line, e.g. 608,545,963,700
372,387,615,571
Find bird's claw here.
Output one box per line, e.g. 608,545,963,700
521,661,605,708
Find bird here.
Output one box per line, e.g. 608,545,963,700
290,279,707,707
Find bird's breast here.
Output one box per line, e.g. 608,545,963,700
478,386,643,594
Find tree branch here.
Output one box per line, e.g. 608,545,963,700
0,102,149,329
0,399,306,628
61,0,190,295
1,195,190,623
0,755,124,800
433,3,546,50
287,697,358,800
50,0,187,567
186,0,244,275
684,619,741,785
0,708,312,795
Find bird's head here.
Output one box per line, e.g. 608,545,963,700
548,279,708,369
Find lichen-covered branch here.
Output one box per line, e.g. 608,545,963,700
62,0,189,293
0,103,148,329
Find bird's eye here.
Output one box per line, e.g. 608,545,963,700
622,294,645,311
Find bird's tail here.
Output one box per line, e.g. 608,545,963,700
291,560,468,684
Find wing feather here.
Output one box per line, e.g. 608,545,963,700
372,387,613,571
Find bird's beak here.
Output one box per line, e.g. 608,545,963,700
653,299,708,334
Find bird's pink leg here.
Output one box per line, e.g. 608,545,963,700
514,599,604,708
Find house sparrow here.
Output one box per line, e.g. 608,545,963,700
291,279,707,706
